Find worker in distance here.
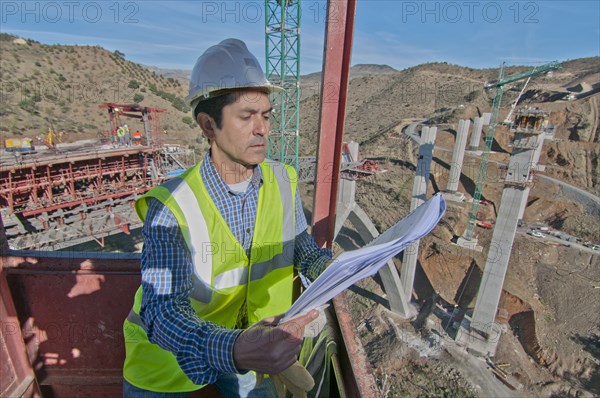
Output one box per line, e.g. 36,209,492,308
123,38,333,397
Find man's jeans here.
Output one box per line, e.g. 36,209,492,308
123,372,278,398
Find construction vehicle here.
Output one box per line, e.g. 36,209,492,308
36,128,63,150
4,138,34,152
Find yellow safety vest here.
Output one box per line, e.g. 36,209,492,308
123,159,297,393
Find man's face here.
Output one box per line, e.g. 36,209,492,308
210,90,272,169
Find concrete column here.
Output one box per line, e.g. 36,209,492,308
517,186,530,220
335,142,359,238
516,132,545,220
333,141,414,318
469,117,483,150
532,132,546,165
409,127,437,207
348,206,415,318
401,126,437,302
482,112,492,126
465,132,537,355
466,185,525,356
142,111,151,146
347,141,359,166
447,120,471,192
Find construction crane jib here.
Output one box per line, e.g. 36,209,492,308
464,61,561,241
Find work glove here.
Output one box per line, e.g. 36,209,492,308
256,306,328,397
270,361,315,398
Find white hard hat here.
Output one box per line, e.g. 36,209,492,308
185,38,282,108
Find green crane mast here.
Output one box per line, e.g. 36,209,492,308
265,0,301,170
464,61,561,241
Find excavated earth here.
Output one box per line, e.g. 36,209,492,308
298,61,599,395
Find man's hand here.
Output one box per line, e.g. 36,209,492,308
233,310,318,374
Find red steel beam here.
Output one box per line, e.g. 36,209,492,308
21,187,150,217
1,150,159,214
0,217,42,397
311,0,357,249
1,146,155,171
310,2,382,397
333,292,380,397
1,266,43,397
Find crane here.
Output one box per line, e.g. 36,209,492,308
503,76,531,124
464,61,561,241
265,0,301,170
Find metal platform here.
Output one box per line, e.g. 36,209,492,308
0,143,193,250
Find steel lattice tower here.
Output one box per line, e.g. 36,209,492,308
265,0,300,170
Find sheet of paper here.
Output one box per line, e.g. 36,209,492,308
282,193,446,322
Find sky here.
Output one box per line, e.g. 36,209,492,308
1,0,599,74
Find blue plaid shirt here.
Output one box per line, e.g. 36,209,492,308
139,153,332,385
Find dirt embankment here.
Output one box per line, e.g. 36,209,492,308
389,206,600,397
543,95,600,197
326,89,599,396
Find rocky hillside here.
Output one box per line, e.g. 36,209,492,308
300,57,600,196
0,33,200,150
2,33,597,189
1,33,597,196
296,55,599,397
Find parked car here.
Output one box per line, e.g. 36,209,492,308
528,230,546,238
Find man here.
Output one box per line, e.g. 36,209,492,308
123,39,332,397
132,130,142,146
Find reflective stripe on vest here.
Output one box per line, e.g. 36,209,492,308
161,177,214,300
266,159,294,243
126,308,145,331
